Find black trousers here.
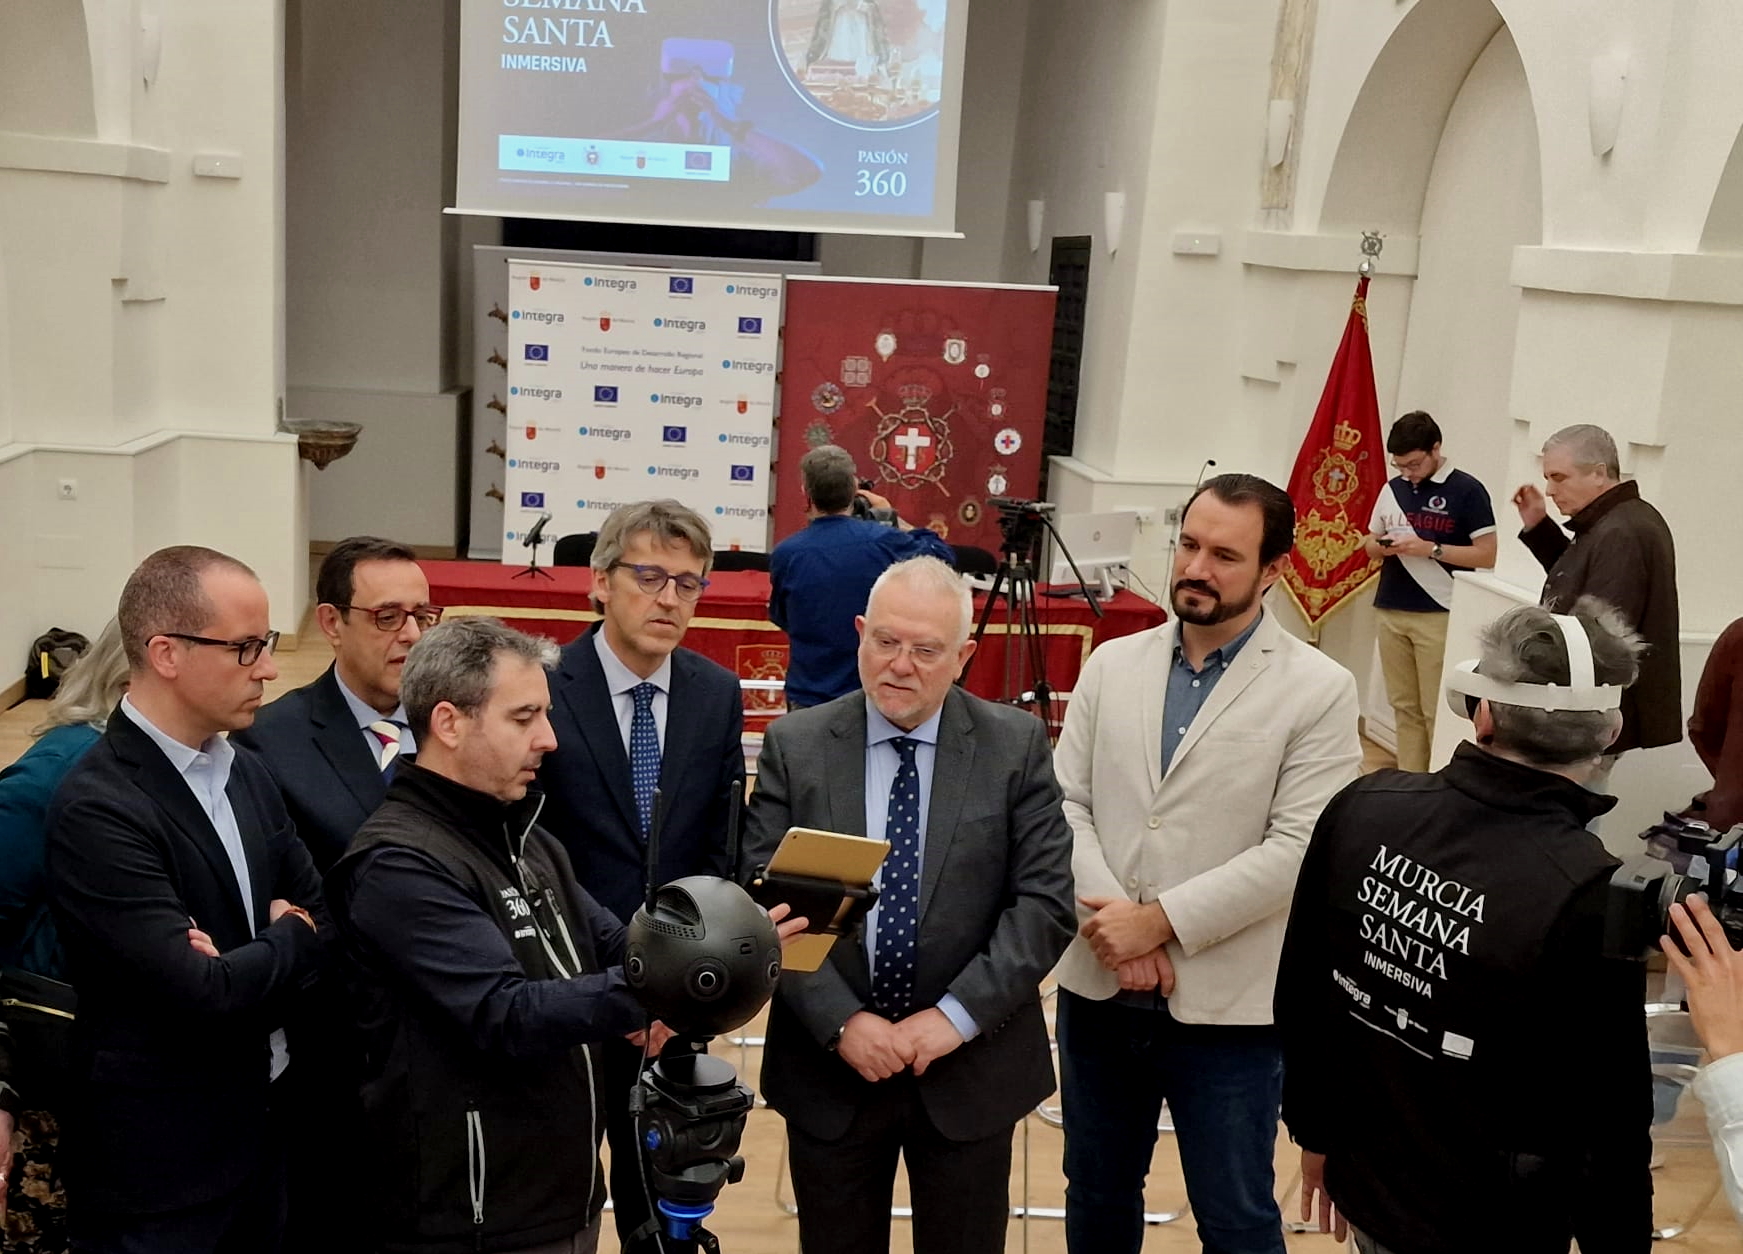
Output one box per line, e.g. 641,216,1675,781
71,1142,287,1254
601,1035,663,1254
785,1074,1013,1254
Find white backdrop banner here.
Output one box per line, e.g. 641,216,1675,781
502,261,783,560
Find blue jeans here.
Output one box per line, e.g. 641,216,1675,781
1058,990,1285,1254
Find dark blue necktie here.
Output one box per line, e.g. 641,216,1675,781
629,682,660,838
872,737,922,1018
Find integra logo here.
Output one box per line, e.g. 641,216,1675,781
507,458,560,473
715,505,767,520
653,317,707,334
650,392,702,410
576,426,632,443
724,283,780,301
722,359,774,375
511,386,563,402
584,276,638,292
512,310,565,326
646,465,701,482
718,432,772,448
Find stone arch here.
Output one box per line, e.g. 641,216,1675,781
0,3,98,138
1699,126,1743,251
1318,0,1517,235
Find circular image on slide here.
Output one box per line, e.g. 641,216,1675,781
771,0,948,130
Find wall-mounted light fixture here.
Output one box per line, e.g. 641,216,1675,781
1027,199,1045,253
1104,192,1126,256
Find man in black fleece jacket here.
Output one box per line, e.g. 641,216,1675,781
1277,599,1653,1254
328,617,797,1254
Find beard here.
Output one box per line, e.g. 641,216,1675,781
1171,579,1259,627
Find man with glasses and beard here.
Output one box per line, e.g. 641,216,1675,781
537,499,746,1254
1051,474,1362,1254
45,546,325,1253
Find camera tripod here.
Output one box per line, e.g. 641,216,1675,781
630,1036,753,1254
963,509,1101,728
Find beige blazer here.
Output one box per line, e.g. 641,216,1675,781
1053,609,1361,1024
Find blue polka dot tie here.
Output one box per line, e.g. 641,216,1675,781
629,682,661,839
872,737,922,1018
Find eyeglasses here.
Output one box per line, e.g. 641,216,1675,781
864,633,949,667
1391,454,1432,474
335,604,446,632
159,631,281,666
610,563,709,602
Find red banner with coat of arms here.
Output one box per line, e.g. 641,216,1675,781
1281,275,1387,637
773,277,1058,553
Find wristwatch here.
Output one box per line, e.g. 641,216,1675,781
1432,543,1445,561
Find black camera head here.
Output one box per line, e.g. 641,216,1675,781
625,876,781,1037
1605,822,1743,960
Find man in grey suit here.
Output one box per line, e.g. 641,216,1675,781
745,556,1076,1254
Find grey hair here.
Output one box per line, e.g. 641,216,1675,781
1478,596,1644,766
1543,424,1621,480
117,546,258,669
400,617,559,741
867,556,973,646
800,444,859,514
33,618,130,737
590,500,714,610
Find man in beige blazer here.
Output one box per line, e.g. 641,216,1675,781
1052,473,1361,1254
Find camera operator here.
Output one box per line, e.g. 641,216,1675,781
1663,895,1743,1227
1276,597,1653,1254
327,617,804,1254
769,445,951,709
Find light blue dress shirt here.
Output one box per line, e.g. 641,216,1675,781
333,670,416,763
594,630,672,754
119,697,288,1080
1160,610,1265,775
862,701,979,1041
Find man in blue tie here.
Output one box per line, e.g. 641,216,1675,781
538,499,746,1254
744,555,1077,1254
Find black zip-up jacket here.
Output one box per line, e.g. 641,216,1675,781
1276,744,1652,1254
328,765,645,1253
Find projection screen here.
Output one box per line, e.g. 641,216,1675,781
453,0,971,236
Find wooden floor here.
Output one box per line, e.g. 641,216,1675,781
3,644,1739,1249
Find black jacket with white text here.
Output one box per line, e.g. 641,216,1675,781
1275,744,1651,1254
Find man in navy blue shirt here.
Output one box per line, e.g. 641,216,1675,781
1362,411,1498,771
769,445,952,708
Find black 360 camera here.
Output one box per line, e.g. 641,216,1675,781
1605,816,1743,960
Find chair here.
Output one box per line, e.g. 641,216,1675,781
950,544,999,577
552,532,596,568
712,549,770,572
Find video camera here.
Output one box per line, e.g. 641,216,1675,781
988,496,1054,562
850,478,899,527
1605,817,1743,960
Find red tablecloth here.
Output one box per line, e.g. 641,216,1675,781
422,560,1165,729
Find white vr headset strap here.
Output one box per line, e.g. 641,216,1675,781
1442,612,1626,718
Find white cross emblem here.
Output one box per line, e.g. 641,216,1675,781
894,426,932,470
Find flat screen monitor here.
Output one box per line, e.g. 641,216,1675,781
1047,510,1138,587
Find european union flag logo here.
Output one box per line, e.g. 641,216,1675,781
730,465,756,483
737,317,763,335
594,386,618,404
520,492,545,509
669,276,695,295
524,344,549,362
663,425,688,445
684,151,713,171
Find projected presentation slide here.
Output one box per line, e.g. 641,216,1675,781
456,0,969,236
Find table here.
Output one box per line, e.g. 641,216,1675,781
422,560,1166,730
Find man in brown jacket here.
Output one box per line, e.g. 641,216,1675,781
1513,424,1681,784
1690,618,1743,833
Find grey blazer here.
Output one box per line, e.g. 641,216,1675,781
742,686,1075,1142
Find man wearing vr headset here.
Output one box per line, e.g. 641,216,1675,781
1275,597,1653,1254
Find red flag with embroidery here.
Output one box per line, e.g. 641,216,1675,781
1281,275,1387,637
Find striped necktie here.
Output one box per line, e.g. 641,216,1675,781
368,720,406,779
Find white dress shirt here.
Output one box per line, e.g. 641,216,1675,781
333,669,417,763
1694,1051,1743,1227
